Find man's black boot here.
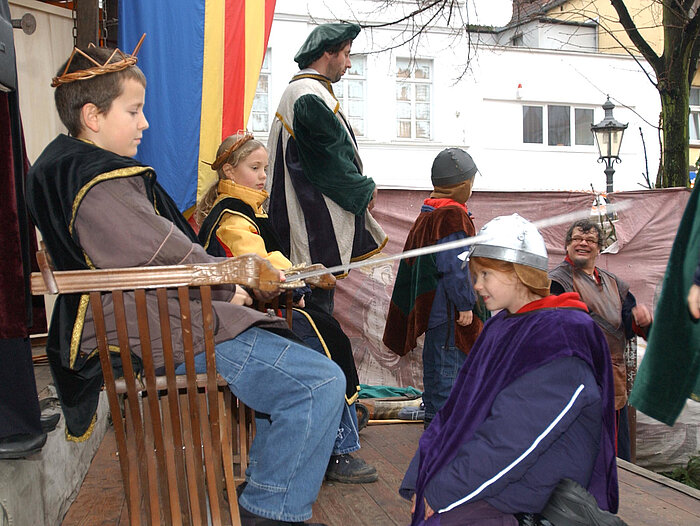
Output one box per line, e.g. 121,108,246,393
41,413,60,433
0,433,47,460
40,396,61,433
325,453,378,483
540,479,627,526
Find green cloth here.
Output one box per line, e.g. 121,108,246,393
359,384,422,399
294,23,361,69
293,93,375,215
391,254,439,316
629,185,700,425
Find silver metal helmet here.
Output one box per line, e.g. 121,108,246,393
467,213,548,271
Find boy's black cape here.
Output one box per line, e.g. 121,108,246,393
26,134,196,439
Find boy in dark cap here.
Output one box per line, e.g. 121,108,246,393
383,148,484,428
266,23,387,318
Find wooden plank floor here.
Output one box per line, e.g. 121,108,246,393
62,423,700,525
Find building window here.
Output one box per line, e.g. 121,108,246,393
523,104,594,146
251,49,271,133
336,55,366,137
396,58,432,139
548,105,570,146
523,106,543,143
690,87,700,143
574,108,594,145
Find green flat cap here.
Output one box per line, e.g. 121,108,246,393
294,23,361,69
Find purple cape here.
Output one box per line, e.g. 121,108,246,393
412,304,618,524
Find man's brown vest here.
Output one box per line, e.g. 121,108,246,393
550,262,628,410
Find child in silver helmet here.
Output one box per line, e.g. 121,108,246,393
400,214,621,526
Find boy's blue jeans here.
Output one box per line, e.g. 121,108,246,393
176,327,345,522
291,314,361,455
422,321,467,423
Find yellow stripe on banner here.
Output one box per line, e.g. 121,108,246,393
198,0,225,204
244,0,265,129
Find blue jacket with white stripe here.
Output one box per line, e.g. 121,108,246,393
400,295,618,521
402,356,601,514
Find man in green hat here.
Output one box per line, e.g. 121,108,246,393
265,21,386,485
265,23,387,316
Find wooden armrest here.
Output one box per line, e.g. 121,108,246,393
29,254,281,295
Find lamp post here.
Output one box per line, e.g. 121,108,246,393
591,96,628,193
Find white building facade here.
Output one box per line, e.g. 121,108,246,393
256,0,661,193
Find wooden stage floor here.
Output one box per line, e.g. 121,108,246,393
62,422,700,525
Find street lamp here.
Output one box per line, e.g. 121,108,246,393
591,96,628,193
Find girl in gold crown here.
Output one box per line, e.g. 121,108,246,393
196,133,378,484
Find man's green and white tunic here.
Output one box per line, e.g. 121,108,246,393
266,70,387,274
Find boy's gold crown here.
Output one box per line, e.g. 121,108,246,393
51,33,146,87
206,132,255,171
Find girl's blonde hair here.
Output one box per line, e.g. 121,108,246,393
469,256,551,298
194,133,266,226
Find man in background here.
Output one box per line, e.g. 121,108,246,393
549,219,652,461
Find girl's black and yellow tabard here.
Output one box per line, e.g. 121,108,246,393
198,195,360,402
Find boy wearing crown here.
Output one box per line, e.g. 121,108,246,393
26,43,343,526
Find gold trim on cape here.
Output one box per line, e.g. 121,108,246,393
69,294,91,368
201,208,259,251
69,165,152,237
291,307,358,405
65,413,97,443
332,236,389,279
275,112,295,139
291,73,336,99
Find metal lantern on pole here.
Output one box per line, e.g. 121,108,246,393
591,96,628,193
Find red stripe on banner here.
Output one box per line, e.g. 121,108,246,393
223,0,246,136
265,0,275,43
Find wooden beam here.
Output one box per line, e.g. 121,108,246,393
75,0,99,49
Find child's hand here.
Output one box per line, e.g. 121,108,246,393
409,494,434,520
689,284,700,319
367,187,378,212
457,310,473,326
231,286,253,306
253,270,285,302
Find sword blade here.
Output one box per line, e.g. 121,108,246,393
285,201,631,284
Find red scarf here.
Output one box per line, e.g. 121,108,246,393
423,197,468,213
517,292,589,313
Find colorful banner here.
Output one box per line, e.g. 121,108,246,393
119,0,275,211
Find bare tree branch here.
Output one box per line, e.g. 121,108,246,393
356,0,450,30
610,0,664,72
